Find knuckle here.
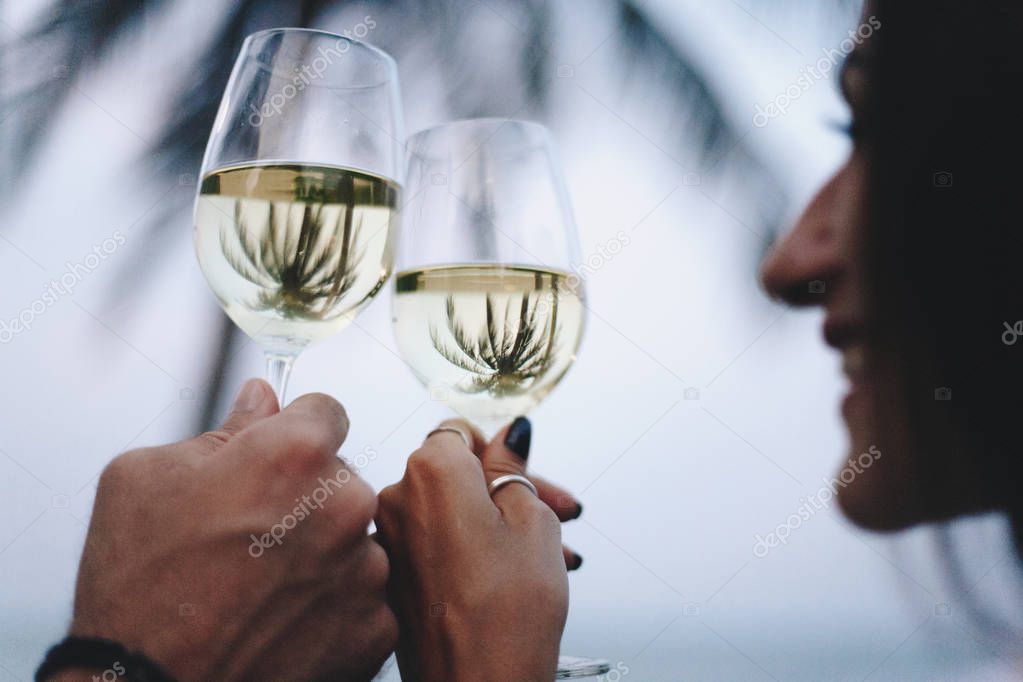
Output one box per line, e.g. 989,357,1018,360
97,449,144,492
349,476,379,522
196,429,231,450
324,474,376,536
486,460,523,479
311,392,348,421
291,419,339,458
524,499,562,535
377,483,399,510
407,445,475,481
374,484,402,536
406,446,439,470
376,484,400,518
274,420,339,475
405,448,442,480
363,541,391,591
290,393,349,436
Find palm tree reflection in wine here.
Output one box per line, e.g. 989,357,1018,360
430,286,560,396
219,177,364,320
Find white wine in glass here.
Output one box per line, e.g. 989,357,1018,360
393,118,607,679
196,163,398,348
394,264,585,428
194,29,403,402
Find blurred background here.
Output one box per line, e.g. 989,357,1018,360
2,1,1022,679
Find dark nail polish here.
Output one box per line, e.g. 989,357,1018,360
571,553,583,570
504,416,531,461
572,502,583,520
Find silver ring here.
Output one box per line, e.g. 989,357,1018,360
488,474,538,498
425,426,471,449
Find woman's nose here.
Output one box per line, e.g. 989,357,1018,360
760,163,852,306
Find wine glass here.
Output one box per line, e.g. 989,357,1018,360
392,118,608,679
194,28,403,403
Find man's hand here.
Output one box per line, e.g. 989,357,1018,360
69,379,397,681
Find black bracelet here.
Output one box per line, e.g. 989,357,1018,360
36,636,176,682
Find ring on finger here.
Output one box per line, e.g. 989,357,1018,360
487,474,538,498
425,426,471,449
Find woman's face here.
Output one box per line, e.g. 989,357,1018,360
759,32,932,530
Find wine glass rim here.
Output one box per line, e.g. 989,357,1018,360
408,117,552,147
243,27,398,75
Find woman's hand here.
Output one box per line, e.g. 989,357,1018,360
68,380,397,682
377,417,578,681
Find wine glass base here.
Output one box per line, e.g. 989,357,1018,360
557,656,610,678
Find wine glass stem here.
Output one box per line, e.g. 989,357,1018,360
265,353,295,405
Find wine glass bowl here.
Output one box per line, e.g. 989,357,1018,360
392,119,586,432
194,29,403,401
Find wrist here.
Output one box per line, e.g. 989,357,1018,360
36,636,175,682
46,670,106,682
441,629,557,682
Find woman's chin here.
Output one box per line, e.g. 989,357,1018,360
836,480,918,531
836,384,924,531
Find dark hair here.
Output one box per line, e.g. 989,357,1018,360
865,2,1023,553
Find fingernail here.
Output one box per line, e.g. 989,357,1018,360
232,379,266,412
572,502,583,520
570,553,583,571
504,416,531,461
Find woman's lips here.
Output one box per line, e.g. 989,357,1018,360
842,377,867,418
842,351,869,418
824,317,870,417
842,345,867,380
823,317,863,349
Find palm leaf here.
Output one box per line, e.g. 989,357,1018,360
4,0,822,428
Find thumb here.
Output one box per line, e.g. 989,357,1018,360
481,416,532,481
218,378,280,438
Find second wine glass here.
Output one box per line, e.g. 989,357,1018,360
194,28,403,402
392,117,606,680
393,118,586,434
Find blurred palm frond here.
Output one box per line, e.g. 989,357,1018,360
4,0,794,429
